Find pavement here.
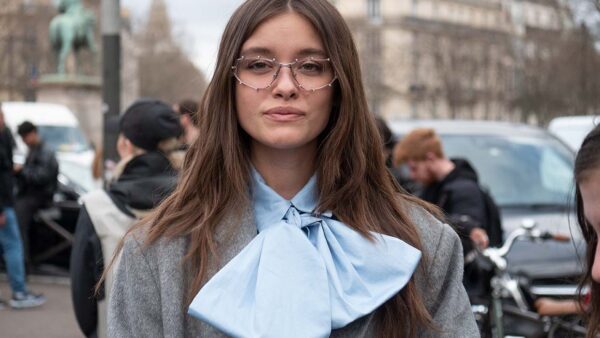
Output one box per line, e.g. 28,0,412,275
0,274,81,338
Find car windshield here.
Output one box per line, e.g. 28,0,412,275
58,160,97,193
440,134,574,208
38,126,90,153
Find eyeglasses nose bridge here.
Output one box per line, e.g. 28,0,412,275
272,62,298,85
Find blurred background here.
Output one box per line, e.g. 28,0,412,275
0,1,598,337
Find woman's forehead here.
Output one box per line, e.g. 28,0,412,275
240,12,325,58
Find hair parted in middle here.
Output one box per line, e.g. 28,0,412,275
108,0,435,336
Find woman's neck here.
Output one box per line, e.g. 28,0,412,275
251,142,317,200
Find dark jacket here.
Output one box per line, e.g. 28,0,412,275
419,158,486,254
16,141,59,203
70,151,178,338
0,127,15,211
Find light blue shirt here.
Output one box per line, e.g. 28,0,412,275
188,169,422,338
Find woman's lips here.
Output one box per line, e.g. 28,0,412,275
263,107,305,122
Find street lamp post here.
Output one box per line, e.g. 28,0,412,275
101,0,121,182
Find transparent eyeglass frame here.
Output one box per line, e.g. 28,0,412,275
231,55,338,92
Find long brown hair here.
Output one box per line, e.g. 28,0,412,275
575,124,600,338
109,0,434,336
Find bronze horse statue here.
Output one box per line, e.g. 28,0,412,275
49,0,97,74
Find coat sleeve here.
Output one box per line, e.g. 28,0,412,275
418,223,480,338
108,235,164,337
70,206,104,337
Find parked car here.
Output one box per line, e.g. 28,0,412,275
389,119,584,282
548,115,599,151
2,102,95,272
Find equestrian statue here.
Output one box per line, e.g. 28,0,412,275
49,0,97,75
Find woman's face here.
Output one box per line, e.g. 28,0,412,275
580,169,600,282
235,12,333,153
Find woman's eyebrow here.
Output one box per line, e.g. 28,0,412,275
240,47,273,56
296,48,327,58
240,47,327,58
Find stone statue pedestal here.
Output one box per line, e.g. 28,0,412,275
37,74,103,147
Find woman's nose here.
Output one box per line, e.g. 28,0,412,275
272,66,298,99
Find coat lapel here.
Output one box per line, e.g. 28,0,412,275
204,204,258,281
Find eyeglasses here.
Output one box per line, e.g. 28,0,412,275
232,55,337,92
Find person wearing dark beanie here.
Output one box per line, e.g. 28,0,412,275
70,99,183,338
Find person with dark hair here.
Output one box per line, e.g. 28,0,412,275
374,116,394,167
106,1,478,337
572,124,600,337
70,99,183,338
14,120,59,268
0,106,46,309
174,99,200,146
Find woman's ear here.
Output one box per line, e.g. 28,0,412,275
117,134,134,159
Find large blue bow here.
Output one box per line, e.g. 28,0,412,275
188,171,421,338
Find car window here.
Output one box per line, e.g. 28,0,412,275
38,126,90,153
441,134,574,208
58,160,97,193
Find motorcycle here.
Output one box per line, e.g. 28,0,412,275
470,220,587,338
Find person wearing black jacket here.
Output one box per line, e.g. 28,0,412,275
14,121,59,266
70,99,182,338
393,128,497,298
0,108,46,309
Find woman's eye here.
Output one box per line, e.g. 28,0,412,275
246,61,273,72
297,61,323,73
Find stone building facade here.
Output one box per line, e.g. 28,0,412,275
334,0,573,120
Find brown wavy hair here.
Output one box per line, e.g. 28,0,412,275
107,0,435,336
575,124,600,338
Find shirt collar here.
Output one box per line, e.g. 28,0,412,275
252,167,331,232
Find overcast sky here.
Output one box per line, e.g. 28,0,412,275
121,0,244,78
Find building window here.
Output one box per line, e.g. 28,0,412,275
367,0,381,21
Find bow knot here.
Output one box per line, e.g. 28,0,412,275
282,205,322,230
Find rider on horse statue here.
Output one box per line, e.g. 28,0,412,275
49,0,97,75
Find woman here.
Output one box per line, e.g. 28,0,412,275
575,124,600,338
108,1,478,337
71,99,182,338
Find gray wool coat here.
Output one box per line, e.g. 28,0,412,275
107,204,480,338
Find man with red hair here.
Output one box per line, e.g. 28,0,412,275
393,128,501,297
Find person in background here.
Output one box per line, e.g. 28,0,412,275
562,124,600,337
374,116,395,168
393,128,502,300
0,105,46,309
70,99,183,338
174,99,200,147
14,121,59,268
106,1,478,337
